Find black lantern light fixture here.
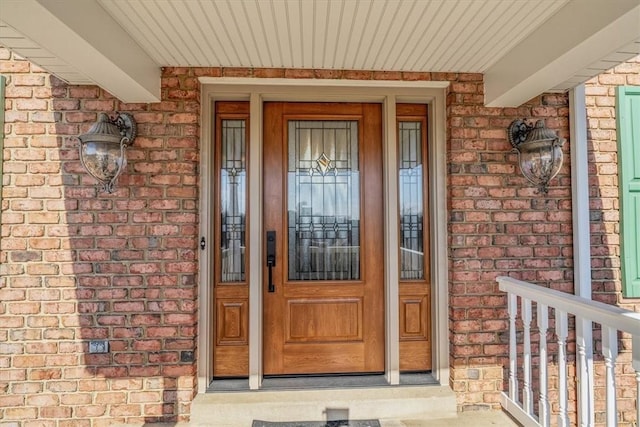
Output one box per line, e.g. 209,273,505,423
508,119,565,194
78,112,136,193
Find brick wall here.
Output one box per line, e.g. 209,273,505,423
1,50,200,425
0,46,580,424
446,77,573,410
585,55,640,426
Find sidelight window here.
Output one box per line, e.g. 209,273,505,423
399,120,425,280
218,116,247,283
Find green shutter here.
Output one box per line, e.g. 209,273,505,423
617,85,640,297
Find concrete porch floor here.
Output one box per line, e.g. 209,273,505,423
158,410,520,427
380,410,520,426
180,383,522,427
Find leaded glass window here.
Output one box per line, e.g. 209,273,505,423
399,121,424,280
220,119,246,282
287,120,360,281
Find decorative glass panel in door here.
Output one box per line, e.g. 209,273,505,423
399,121,424,280
287,120,360,281
221,119,246,282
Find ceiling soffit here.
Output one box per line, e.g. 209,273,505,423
0,0,638,106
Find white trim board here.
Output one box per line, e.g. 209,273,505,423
197,79,450,392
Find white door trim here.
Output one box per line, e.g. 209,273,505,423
198,78,450,392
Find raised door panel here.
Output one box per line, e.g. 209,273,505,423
287,298,363,342
214,298,249,376
216,299,248,345
399,290,431,371
400,294,428,340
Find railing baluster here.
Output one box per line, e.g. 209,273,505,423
603,326,618,426
576,317,594,427
557,310,569,427
523,298,533,415
508,293,519,403
538,303,550,427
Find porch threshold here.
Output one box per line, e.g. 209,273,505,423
208,373,438,392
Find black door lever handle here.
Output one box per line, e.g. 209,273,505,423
267,261,275,293
266,231,276,292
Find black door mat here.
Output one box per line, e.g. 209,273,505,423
252,421,381,427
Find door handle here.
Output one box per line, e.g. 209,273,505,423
266,230,276,292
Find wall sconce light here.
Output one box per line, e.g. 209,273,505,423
78,112,136,193
508,119,565,194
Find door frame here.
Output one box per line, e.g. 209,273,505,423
198,78,450,392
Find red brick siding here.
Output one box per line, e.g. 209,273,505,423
585,55,640,426
1,50,199,425
1,45,582,424
447,76,573,409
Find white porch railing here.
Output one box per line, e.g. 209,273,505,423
498,276,640,427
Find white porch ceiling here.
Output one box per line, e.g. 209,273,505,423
1,0,639,106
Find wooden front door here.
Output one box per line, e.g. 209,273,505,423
263,102,384,375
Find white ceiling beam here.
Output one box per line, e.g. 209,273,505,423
484,0,640,107
2,0,160,103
